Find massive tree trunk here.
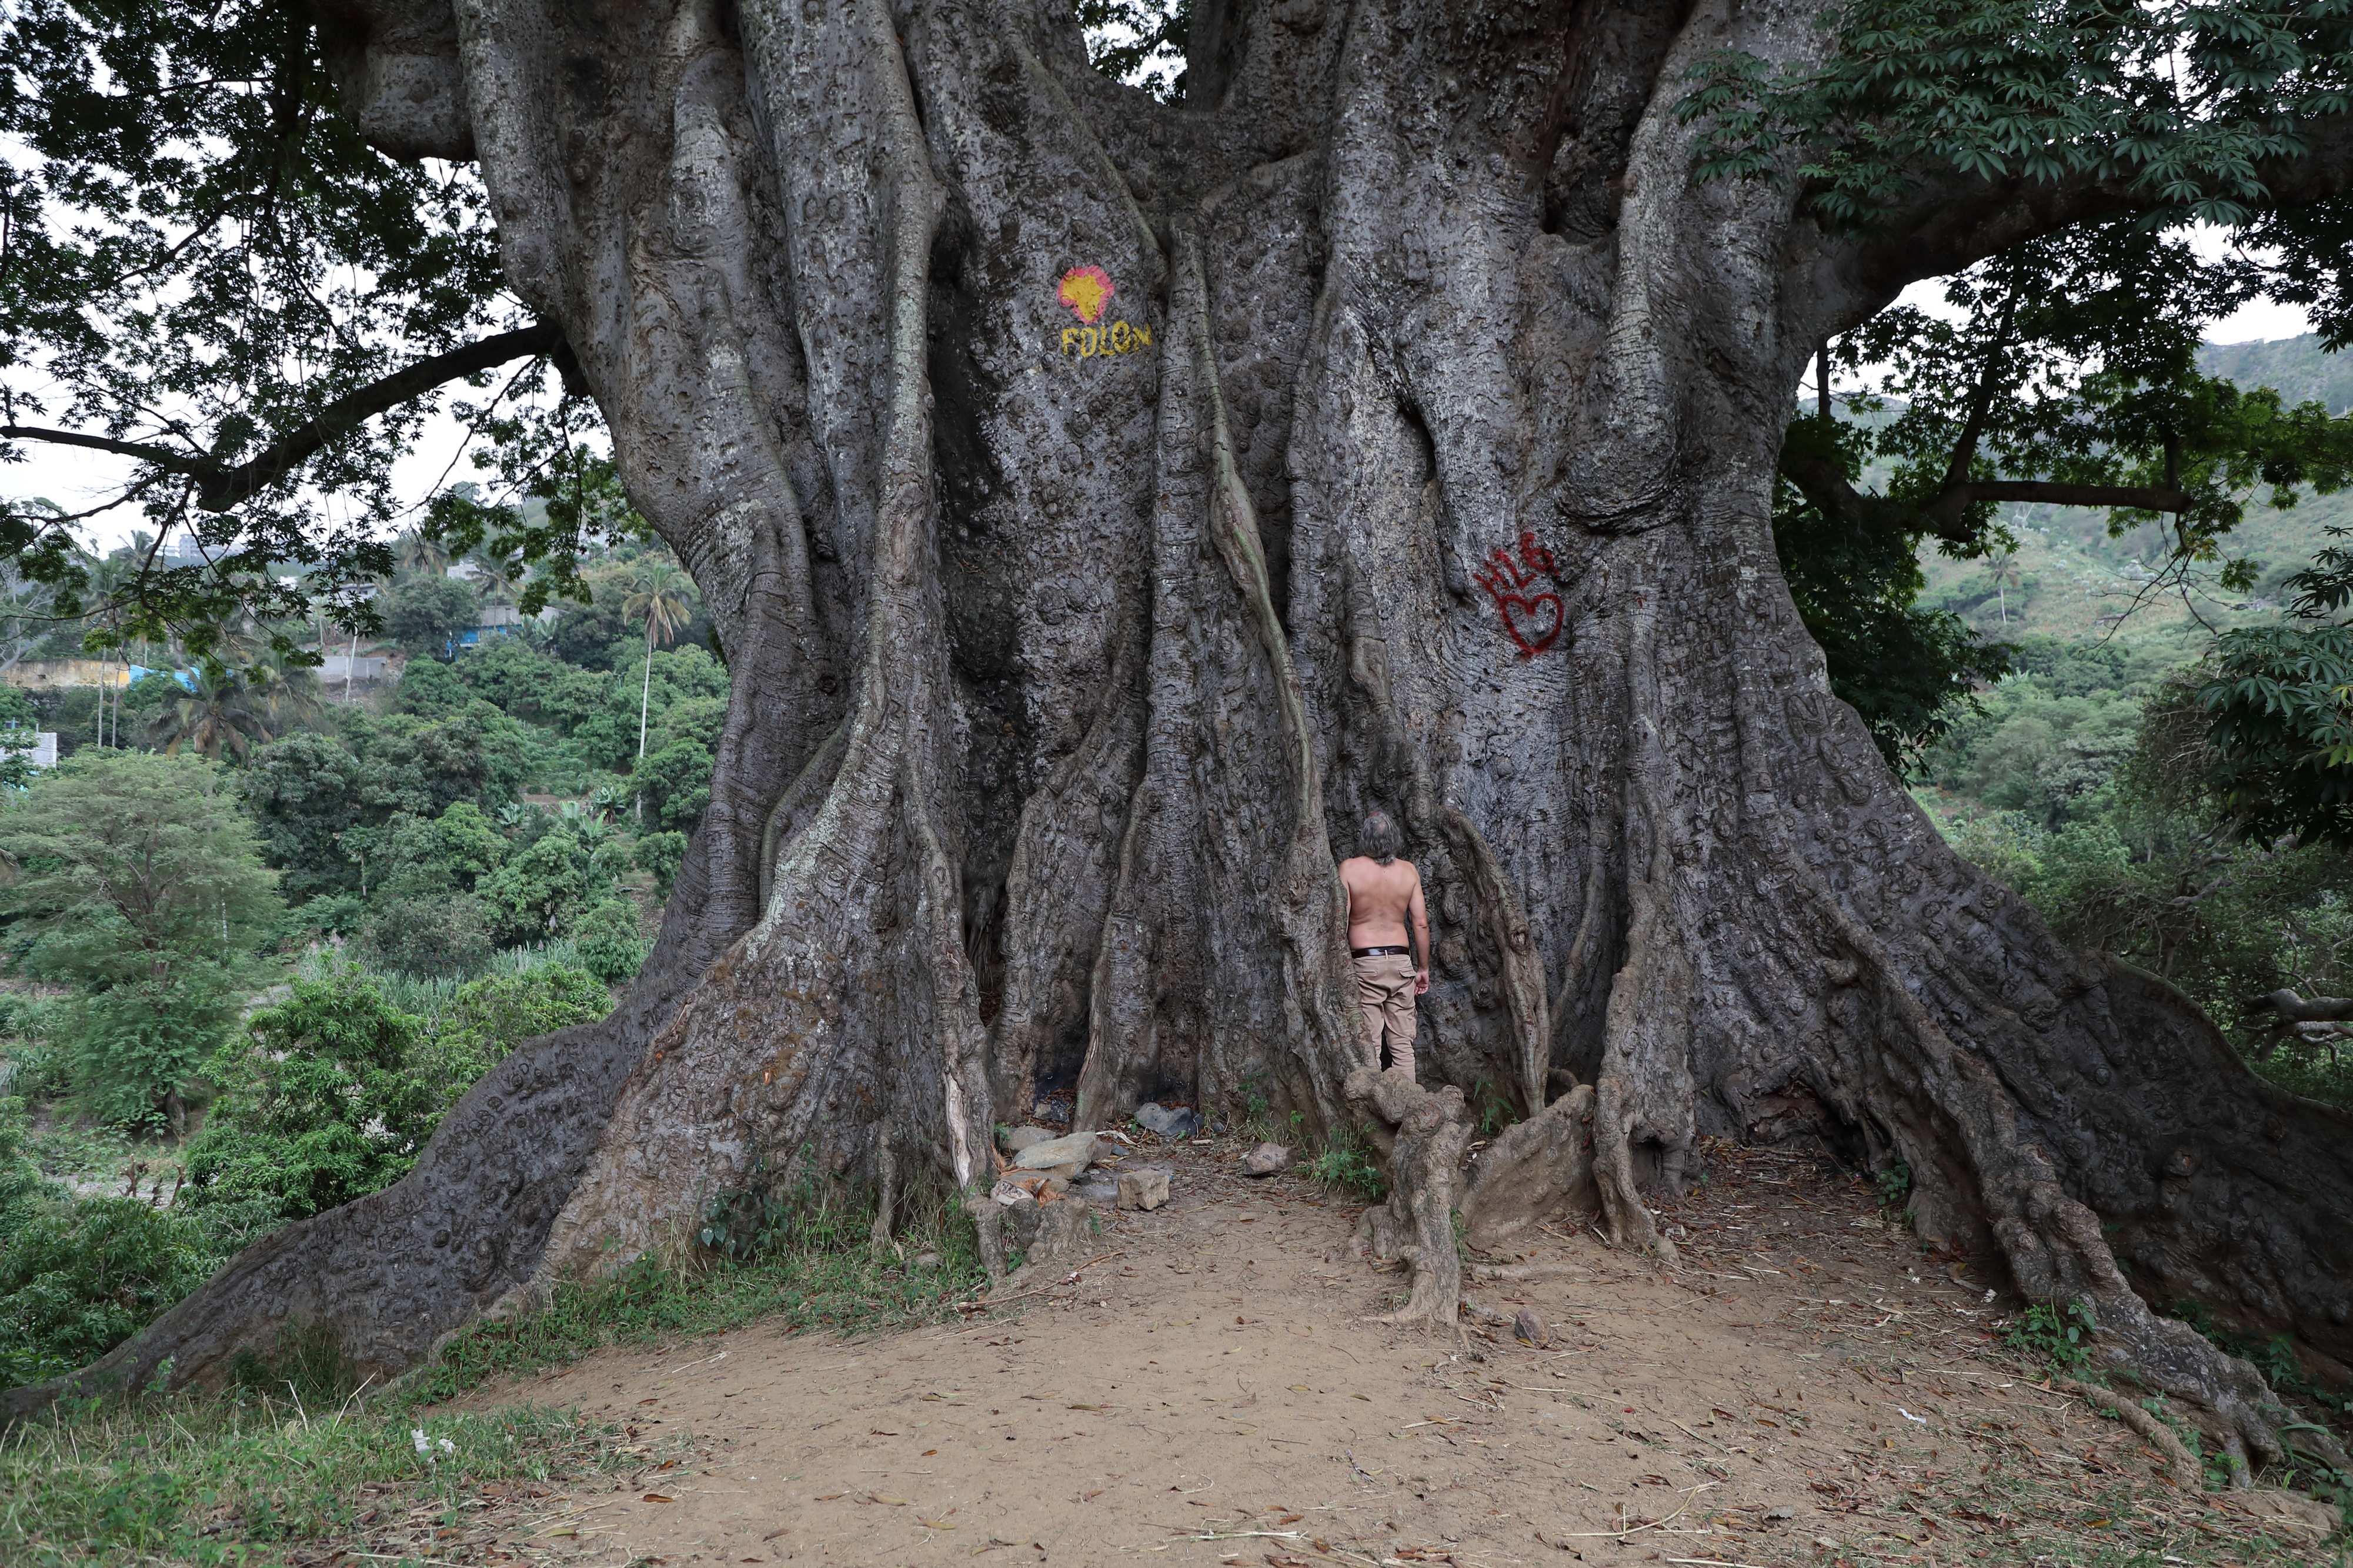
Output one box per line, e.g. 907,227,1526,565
14,0,2353,1467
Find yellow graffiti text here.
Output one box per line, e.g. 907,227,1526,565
1058,320,1154,359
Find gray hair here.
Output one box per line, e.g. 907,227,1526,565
1362,809,1402,865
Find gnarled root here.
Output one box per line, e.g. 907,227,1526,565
2052,1376,2202,1489
1457,1082,1597,1254
1346,1066,1473,1325
1590,1073,1679,1264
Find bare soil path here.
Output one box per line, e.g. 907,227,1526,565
442,1138,2341,1568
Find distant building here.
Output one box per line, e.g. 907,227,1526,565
2,659,134,690
3,731,59,774
321,654,389,683
451,604,528,650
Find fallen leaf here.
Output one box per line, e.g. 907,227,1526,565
871,1493,910,1506
638,1398,660,1406
762,1527,792,1540
1353,1394,1371,1402
919,1516,958,1528
923,1449,939,1456
642,1493,675,1503
871,1428,900,1435
814,1492,846,1501
1067,1403,1118,1412
1288,1385,1311,1393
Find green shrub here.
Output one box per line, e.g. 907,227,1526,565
0,1095,61,1242
633,829,687,895
181,974,434,1223
2001,1298,2096,1370
434,967,612,1075
572,899,649,985
63,974,240,1132
0,1196,216,1387
358,893,493,979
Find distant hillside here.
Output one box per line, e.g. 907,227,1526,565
2198,333,2353,414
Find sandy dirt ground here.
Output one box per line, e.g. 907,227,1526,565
424,1137,2342,1568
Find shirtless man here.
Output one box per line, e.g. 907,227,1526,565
1339,809,1430,1079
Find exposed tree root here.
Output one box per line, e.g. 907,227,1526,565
1457,1083,1597,1255
2051,1376,2202,1491
1346,1066,1473,1326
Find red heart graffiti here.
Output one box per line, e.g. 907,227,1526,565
1493,591,1564,658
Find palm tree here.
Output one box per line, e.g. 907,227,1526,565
79,549,138,748
469,549,522,607
1988,550,2024,627
622,561,696,763
143,668,276,762
248,648,325,733
622,561,696,822
393,530,453,579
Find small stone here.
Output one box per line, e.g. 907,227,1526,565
990,1179,1037,1208
1118,1168,1172,1211
1513,1308,1548,1348
1764,1505,1795,1522
1240,1142,1290,1176
1134,1102,1203,1138
1000,1125,1057,1153
1013,1130,1102,1178
1070,1171,1122,1204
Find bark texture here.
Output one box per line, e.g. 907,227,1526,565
12,0,2353,1466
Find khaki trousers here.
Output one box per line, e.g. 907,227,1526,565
1354,952,1417,1081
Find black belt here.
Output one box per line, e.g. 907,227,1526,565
1352,945,1411,958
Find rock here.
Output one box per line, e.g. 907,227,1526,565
1003,1197,1093,1290
1134,1102,1203,1138
1240,1142,1290,1176
1117,1167,1172,1211
1070,1169,1122,1204
1764,1505,1795,1522
912,1249,941,1270
1512,1308,1548,1348
990,1178,1036,1206
1000,1125,1058,1153
1013,1130,1102,1178
2224,1490,2344,1537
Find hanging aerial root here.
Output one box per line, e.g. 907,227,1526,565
1346,1066,1473,1326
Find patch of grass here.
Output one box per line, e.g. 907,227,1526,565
4,1181,983,1564
1815,1453,2341,1567
0,1380,659,1567
412,1188,988,1403
1301,1138,1387,1201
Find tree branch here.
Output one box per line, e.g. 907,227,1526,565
1803,115,2353,345
1779,442,2187,546
1,322,564,516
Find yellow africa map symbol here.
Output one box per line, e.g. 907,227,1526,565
1057,265,1114,325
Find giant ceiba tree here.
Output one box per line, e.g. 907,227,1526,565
8,0,2353,1467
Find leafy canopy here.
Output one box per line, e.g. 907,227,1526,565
0,751,281,985
1681,1,2353,278
0,1,629,655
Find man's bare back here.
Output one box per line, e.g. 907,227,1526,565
1340,855,1430,992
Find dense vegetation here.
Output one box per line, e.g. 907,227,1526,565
1907,339,2353,1115
0,531,709,1386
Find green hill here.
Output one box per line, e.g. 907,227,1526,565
1911,333,2353,656
2198,333,2353,415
